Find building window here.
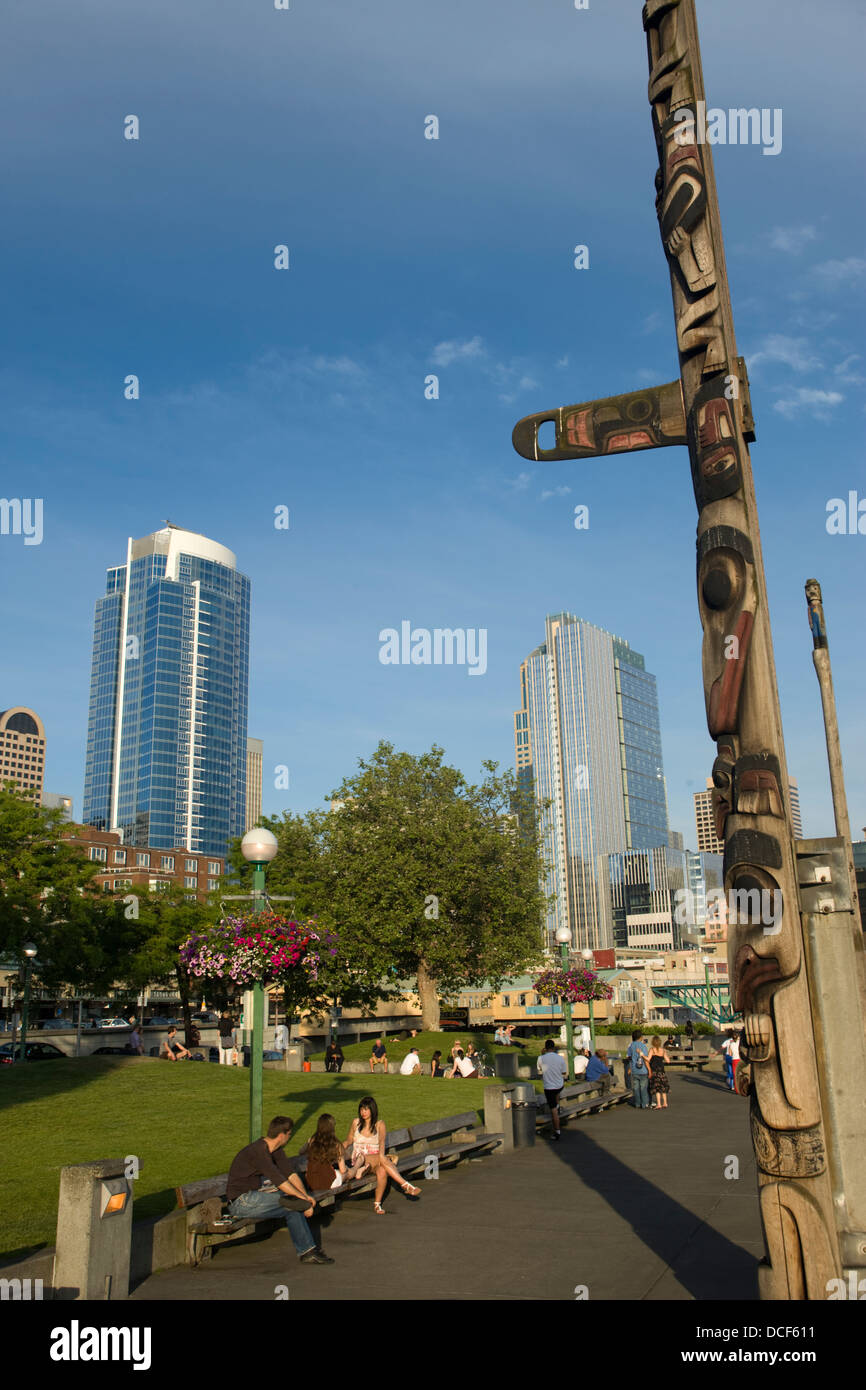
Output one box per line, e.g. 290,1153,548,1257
185,858,197,872
207,878,218,891
502,995,510,1007
161,856,175,871
114,850,126,864
184,876,197,889
90,846,107,862
137,853,150,868
102,879,112,891
208,861,220,875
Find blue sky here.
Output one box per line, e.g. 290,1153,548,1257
1,0,864,844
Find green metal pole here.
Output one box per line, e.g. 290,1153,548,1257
704,963,714,1031
588,996,596,1055
19,962,32,1065
560,940,574,1083
249,863,266,1143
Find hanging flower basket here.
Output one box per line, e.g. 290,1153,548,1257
534,966,614,1004
179,911,336,988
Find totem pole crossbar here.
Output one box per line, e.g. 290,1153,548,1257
513,0,866,1300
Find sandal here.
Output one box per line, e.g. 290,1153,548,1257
374,1202,386,1215
401,1183,421,1196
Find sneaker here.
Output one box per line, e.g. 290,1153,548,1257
299,1248,335,1265
552,1130,561,1140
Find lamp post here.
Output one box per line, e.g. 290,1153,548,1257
240,828,279,1143
555,927,574,1082
18,942,38,1065
702,955,715,1032
581,949,597,1054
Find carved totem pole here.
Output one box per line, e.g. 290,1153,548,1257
513,0,866,1297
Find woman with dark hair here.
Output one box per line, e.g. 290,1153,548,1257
344,1097,421,1215
300,1114,350,1191
430,1049,444,1077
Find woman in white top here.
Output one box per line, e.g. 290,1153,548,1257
448,1049,477,1079
344,1096,421,1215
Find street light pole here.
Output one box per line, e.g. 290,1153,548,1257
702,956,715,1031
555,927,574,1082
240,828,279,1144
582,949,597,1054
18,943,38,1065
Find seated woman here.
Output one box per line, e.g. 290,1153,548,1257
430,1049,445,1077
448,1048,478,1079
300,1113,350,1191
344,1097,421,1215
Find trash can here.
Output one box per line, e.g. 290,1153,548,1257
494,1051,519,1079
510,1081,537,1148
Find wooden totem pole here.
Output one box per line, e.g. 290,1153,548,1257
513,0,866,1298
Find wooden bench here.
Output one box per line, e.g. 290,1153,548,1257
663,1042,712,1071
408,1111,503,1164
535,1080,632,1129
176,1173,337,1268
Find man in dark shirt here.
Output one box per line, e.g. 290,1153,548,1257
369,1037,388,1073
227,1115,334,1265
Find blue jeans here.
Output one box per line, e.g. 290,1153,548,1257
724,1056,734,1089
229,1188,316,1256
631,1072,650,1108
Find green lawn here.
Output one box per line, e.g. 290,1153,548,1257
0,1056,516,1262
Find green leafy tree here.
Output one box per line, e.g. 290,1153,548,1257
321,743,547,1029
121,886,221,1045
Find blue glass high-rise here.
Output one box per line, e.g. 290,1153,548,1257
83,525,250,859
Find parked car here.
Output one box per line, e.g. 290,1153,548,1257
92,1045,133,1055
39,1019,73,1030
0,1041,67,1064
191,1011,218,1024
144,1016,179,1028
96,1017,130,1029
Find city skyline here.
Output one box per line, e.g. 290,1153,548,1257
1,0,862,853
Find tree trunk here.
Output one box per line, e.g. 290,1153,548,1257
416,958,440,1030
177,964,195,1049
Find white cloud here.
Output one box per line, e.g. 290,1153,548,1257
507,472,532,492
747,334,821,373
556,356,569,368
814,257,866,287
540,485,571,500
834,354,866,385
769,225,817,254
773,388,844,419
430,336,485,367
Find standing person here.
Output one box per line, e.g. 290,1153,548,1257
300,1114,350,1191
369,1037,388,1073
537,1039,568,1140
648,1036,671,1110
217,1011,235,1065
128,1019,144,1055
274,1019,290,1056
430,1049,445,1078
226,1115,333,1264
627,1030,651,1109
729,1030,741,1091
684,1018,695,1049
325,1039,344,1073
400,1046,421,1075
232,1017,245,1066
719,1031,735,1090
344,1098,421,1215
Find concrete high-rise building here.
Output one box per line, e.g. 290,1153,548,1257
0,707,46,800
83,524,250,858
605,845,688,952
42,792,74,821
694,775,802,853
515,613,669,951
246,737,263,830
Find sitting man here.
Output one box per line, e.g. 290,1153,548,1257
161,1026,191,1061
325,1039,345,1073
226,1115,334,1265
399,1046,422,1075
585,1049,612,1093
369,1037,388,1073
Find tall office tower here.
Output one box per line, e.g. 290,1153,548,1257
246,737,263,830
668,829,684,850
0,707,46,799
83,525,250,858
694,775,802,852
42,792,74,821
515,613,669,951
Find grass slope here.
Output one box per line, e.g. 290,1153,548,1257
0,1057,514,1261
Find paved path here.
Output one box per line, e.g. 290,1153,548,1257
130,1066,763,1301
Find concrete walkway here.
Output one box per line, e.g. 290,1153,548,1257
129,1066,763,1301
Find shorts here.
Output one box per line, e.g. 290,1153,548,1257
544,1088,563,1110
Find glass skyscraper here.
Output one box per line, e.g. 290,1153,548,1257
83,525,250,858
514,613,669,950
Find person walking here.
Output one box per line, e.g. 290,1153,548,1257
344,1097,421,1215
729,1030,741,1091
626,1030,651,1109
719,1031,735,1090
128,1019,144,1055
226,1115,333,1264
648,1036,671,1109
217,1011,235,1066
537,1038,568,1139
